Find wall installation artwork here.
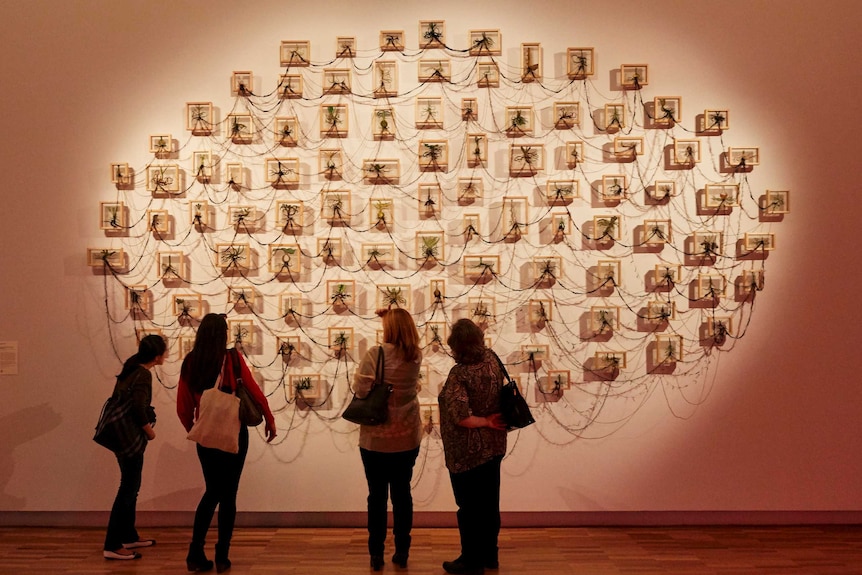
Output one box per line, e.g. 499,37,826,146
92,21,788,445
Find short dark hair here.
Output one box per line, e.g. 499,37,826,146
447,318,486,365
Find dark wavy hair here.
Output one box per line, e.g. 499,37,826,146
181,313,228,393
447,318,486,365
117,334,167,382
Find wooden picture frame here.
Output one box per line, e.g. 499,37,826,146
642,219,672,244
149,134,172,156
278,294,303,319
741,269,765,292
706,315,733,338
322,68,351,94
613,137,644,156
764,190,790,214
417,184,442,217
265,157,300,187
546,180,579,205
228,319,255,347
509,144,545,176
416,231,445,261
274,116,299,146
227,113,254,143
419,140,448,171
318,238,342,261
99,202,125,231
468,29,501,55
520,43,542,81
674,139,701,164
146,165,180,194
458,178,483,202
418,58,451,82
704,183,740,208
693,231,723,257
696,273,726,299
377,284,412,310
419,20,445,48
653,97,682,126
566,47,595,78
593,215,620,241
280,41,310,67
743,232,776,251
529,299,553,323
191,150,213,181
461,98,478,121
124,285,149,311
703,109,730,132
276,199,304,231
336,36,356,58
268,244,301,275
319,149,343,179
173,293,203,319
476,60,500,87
228,286,256,310
416,97,443,128
653,334,684,363
110,162,131,186
728,147,760,167
532,256,562,282
320,104,348,137
372,107,395,139
380,30,405,51
327,280,355,307
620,64,648,88
87,247,124,268
595,350,627,370
146,209,170,234
216,242,251,272
469,297,496,324
595,259,622,287
604,102,626,130
647,300,676,322
361,243,395,266
463,254,499,279
231,71,253,95
554,102,580,129
655,264,682,287
550,211,572,236
651,180,676,201
372,60,398,97
545,370,571,392
157,251,185,278
590,306,620,332
321,190,351,224
363,159,400,184
186,102,213,134
521,344,549,363
601,174,627,201
290,374,322,401
369,198,394,228
566,141,585,167
501,196,529,237
506,106,534,135
278,74,303,99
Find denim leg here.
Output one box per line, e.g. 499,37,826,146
104,452,144,550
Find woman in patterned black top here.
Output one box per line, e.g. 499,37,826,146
438,319,507,575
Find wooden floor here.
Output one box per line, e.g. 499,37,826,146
2,525,862,574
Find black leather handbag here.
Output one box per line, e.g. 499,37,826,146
493,352,536,431
342,346,391,426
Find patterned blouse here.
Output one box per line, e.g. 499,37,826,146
439,348,507,474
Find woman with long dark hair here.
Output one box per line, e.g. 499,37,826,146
438,319,507,575
177,313,276,573
103,334,166,560
352,308,423,570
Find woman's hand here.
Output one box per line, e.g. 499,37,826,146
265,420,277,443
484,413,507,430
143,423,156,441
457,413,507,430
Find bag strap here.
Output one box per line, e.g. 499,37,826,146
224,348,243,391
372,345,384,388
490,350,515,385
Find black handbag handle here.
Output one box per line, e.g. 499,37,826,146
490,350,513,384
356,346,386,399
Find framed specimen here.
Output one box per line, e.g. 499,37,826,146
290,374,322,400
373,60,398,97
149,134,172,156
225,162,243,189
653,334,683,363
692,231,723,257
728,147,760,167
124,285,149,310
741,269,765,292
228,286,256,310
146,165,180,193
429,279,446,305
418,58,451,82
377,284,411,310
743,232,776,251
463,254,499,279
501,196,528,237
279,41,310,66
228,319,255,347
380,30,405,51
601,174,627,201
529,299,553,323
157,251,184,278
704,183,740,208
99,202,125,231
593,215,620,240
476,60,500,87
231,71,253,95
567,47,595,78
604,102,626,130
643,219,671,244
319,149,343,179
647,300,676,322
463,214,481,240
551,211,572,236
420,403,440,428
372,107,395,139
146,209,169,234
279,294,303,319
509,144,545,175
651,180,676,201
416,231,445,260
361,243,395,266
466,133,487,167
706,315,733,338
545,370,571,393
276,199,304,230
674,139,701,164
87,247,124,268
546,180,579,205
554,102,580,129
419,20,445,48
506,106,534,135
521,344,549,362
696,273,726,299
275,116,299,146
265,157,300,187
227,113,254,143
192,150,213,181
268,244,301,275
328,280,355,307
595,259,622,287
369,198,394,227
532,256,562,281
595,350,626,370
417,184,442,217
419,140,448,171
320,104,348,137
704,109,730,132
321,190,351,224
620,64,648,88
613,137,644,156
416,97,443,128
216,243,250,271
278,74,303,99
462,98,478,121
566,140,585,167
318,238,342,261
110,162,131,186
590,306,620,332
186,102,213,134
458,178,483,202
521,43,542,81
654,97,681,126
322,68,351,94
469,297,496,324
173,293,203,319
655,264,682,287
336,36,356,58
363,159,400,184
468,29,501,55
764,190,790,214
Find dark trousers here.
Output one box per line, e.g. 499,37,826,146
191,425,249,551
449,456,503,567
360,446,420,557
104,451,144,550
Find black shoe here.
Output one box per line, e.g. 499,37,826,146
443,558,484,575
215,543,231,573
186,543,214,572
392,551,408,568
485,558,499,569
215,558,231,573
371,555,385,571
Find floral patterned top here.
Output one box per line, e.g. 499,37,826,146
439,348,507,474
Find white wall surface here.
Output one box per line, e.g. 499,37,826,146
0,0,860,518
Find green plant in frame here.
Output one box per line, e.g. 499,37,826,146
273,246,296,269
510,109,527,131
325,106,342,129
331,283,350,303
221,245,245,269
374,200,391,223
420,235,440,259
367,163,388,180
295,376,313,391
382,286,406,308
423,143,442,163
595,216,618,239
376,109,391,133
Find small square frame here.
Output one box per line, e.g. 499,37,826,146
322,68,351,95
186,102,213,133
418,58,451,82
554,102,580,129
620,64,648,88
590,306,620,332
643,219,672,244
290,374,322,400
419,140,448,171
320,104,349,137
468,29,501,56
704,184,739,208
268,244,302,275
509,144,545,176
280,41,311,67
416,97,444,128
231,71,253,95
216,242,251,271
373,61,398,97
567,47,595,78
380,30,405,51
361,243,395,266
419,20,446,48
278,74,303,99
99,202,125,231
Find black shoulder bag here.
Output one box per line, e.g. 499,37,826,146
493,351,535,431
342,346,391,426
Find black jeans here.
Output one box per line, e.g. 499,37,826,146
360,446,420,557
104,451,144,550
191,425,249,550
449,455,503,567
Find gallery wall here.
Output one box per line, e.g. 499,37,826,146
0,0,860,524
